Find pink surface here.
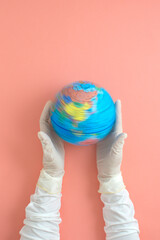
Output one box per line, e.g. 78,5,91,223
1,1,160,239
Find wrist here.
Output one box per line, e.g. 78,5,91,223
98,172,126,194
44,168,65,178
37,168,64,194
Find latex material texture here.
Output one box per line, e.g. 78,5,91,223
96,100,127,193
38,101,65,193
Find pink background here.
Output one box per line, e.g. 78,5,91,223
1,1,160,239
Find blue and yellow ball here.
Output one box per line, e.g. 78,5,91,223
50,81,116,146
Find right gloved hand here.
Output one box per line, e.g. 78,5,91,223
96,100,128,194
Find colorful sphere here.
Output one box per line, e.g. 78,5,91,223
50,81,116,146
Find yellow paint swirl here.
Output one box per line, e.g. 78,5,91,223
64,102,90,121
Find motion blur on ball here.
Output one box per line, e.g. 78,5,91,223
50,81,116,146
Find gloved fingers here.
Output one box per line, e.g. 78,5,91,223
38,131,52,146
38,101,65,153
39,100,57,134
112,132,127,152
112,99,123,134
38,131,65,157
38,131,53,151
40,100,54,126
52,134,65,157
38,132,65,179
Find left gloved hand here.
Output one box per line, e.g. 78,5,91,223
96,99,128,194
37,100,65,194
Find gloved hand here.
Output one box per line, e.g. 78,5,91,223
37,100,65,194
96,99,128,194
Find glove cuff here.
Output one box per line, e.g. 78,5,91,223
98,172,126,194
37,168,64,194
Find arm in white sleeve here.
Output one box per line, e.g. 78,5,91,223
101,188,140,240
19,169,63,240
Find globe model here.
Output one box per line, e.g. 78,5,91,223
50,80,116,146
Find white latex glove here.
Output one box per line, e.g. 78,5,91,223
96,99,128,194
37,100,65,194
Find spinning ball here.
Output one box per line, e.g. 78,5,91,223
50,81,116,146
